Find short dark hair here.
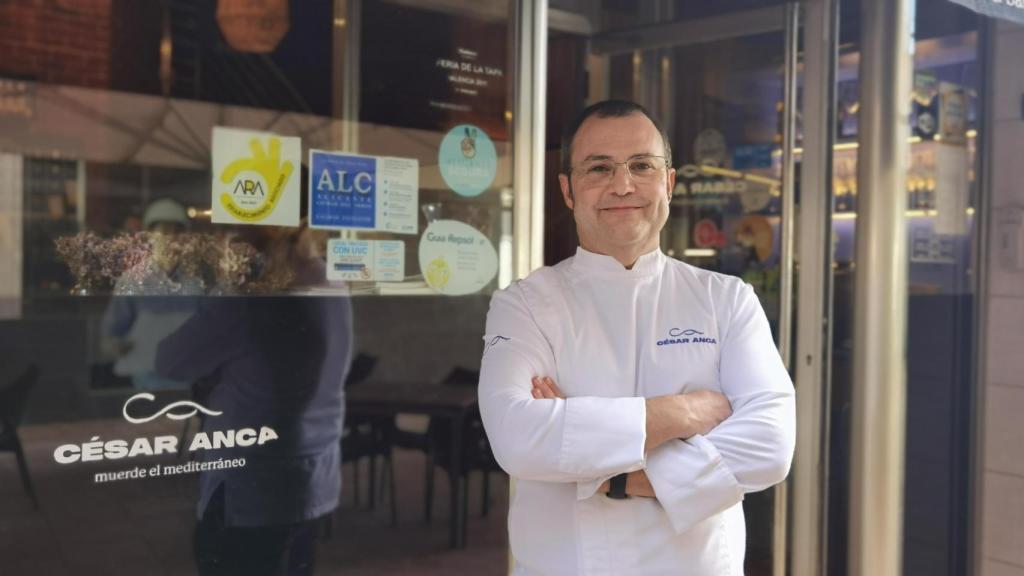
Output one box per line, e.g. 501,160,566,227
559,99,672,175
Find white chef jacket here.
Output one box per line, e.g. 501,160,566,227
479,247,795,576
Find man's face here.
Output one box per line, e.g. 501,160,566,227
558,113,675,260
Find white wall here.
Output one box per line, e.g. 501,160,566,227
980,18,1024,576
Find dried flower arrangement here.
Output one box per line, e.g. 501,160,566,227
54,231,294,295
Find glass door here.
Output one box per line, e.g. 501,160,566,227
583,3,799,574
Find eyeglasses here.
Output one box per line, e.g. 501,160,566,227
570,155,669,188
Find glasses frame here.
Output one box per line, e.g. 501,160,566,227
568,154,671,188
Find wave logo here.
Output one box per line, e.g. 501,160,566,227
658,328,717,347
123,393,223,425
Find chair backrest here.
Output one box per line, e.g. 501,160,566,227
344,353,378,388
0,365,38,428
442,366,480,387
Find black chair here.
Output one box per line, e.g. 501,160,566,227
417,367,501,523
0,365,39,509
340,354,397,525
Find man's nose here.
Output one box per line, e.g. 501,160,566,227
609,164,635,196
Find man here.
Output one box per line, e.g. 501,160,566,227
478,100,795,575
156,217,353,576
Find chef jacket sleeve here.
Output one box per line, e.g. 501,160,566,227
645,281,796,534
479,285,648,484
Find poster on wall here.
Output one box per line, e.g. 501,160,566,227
308,150,418,234
418,220,498,296
327,239,405,282
211,127,301,227
359,0,508,139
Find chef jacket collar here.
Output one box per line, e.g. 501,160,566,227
572,246,666,277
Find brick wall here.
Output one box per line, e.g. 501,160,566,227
0,0,112,88
980,19,1024,576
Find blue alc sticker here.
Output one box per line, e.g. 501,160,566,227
309,151,377,229
438,124,497,197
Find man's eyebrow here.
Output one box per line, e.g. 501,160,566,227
580,153,659,162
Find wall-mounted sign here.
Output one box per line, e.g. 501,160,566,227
211,127,300,227
911,226,956,264
939,82,968,144
418,220,497,295
327,239,405,282
360,1,509,138
947,0,1024,25
309,150,418,234
439,124,496,197
732,144,774,170
694,218,727,249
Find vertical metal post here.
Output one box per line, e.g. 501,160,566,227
512,0,547,279
509,2,547,570
849,0,913,574
792,0,837,574
969,15,995,576
774,4,799,576
333,0,360,152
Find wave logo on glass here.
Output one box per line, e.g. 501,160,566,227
219,135,295,222
122,392,223,425
657,328,718,347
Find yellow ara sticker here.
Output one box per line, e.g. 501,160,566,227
219,136,295,222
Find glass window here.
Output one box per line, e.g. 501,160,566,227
0,1,517,573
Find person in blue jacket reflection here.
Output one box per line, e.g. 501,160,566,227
156,218,352,576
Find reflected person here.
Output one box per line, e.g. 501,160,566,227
102,198,202,390
156,223,352,576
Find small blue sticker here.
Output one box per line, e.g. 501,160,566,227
438,124,497,197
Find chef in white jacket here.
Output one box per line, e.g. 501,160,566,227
478,100,796,575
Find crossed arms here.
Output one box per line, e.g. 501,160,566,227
478,280,796,534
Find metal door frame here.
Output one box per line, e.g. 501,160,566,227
583,4,836,576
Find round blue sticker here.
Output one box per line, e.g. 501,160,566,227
438,124,497,197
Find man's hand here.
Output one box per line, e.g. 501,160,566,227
644,390,732,452
531,376,564,399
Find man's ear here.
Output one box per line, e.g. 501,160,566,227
558,173,574,210
666,167,676,203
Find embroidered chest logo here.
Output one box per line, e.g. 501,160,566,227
657,328,718,347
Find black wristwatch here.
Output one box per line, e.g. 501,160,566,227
606,473,629,499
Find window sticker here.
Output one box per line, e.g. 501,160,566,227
51,393,279,484
438,124,496,197
309,150,418,234
418,220,497,295
327,239,405,282
211,127,301,227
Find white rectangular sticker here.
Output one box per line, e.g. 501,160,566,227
327,239,405,282
309,150,418,235
211,127,301,227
